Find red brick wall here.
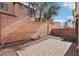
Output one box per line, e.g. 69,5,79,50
0,3,14,15
0,2,35,44
0,2,32,19
5,22,41,44
76,2,79,15
14,3,31,19
0,14,1,44
76,2,79,55
0,14,17,29
7,3,15,14
77,19,79,56
0,13,17,44
0,18,62,45
50,28,75,38
1,17,42,44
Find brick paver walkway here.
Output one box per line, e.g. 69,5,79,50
0,36,49,56
16,38,77,56
0,36,77,56
0,48,17,56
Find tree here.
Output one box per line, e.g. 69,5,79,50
43,4,61,34
27,2,61,35
29,2,37,22
43,4,61,22
28,2,50,22
38,2,48,22
25,2,60,22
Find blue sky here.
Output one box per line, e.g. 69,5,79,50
24,2,75,27
49,2,75,27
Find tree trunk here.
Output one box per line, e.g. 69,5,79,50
47,24,49,35
31,3,37,22
33,13,37,22
39,10,42,22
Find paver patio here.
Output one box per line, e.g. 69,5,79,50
16,37,77,56
0,36,77,56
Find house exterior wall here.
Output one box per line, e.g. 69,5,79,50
74,2,79,55
0,14,17,29
76,2,79,43
0,14,1,44
76,3,79,15
0,2,16,44
0,2,34,29
0,2,34,44
0,2,15,15
0,13,17,44
0,2,17,29
77,2,79,55
6,3,15,14
14,3,32,19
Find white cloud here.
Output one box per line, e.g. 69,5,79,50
63,2,75,10
69,16,73,19
67,16,74,21
54,19,66,23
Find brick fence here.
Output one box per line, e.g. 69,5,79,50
1,19,42,45
50,28,76,39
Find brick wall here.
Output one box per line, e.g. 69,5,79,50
0,2,35,44
1,14,17,29
78,18,79,55
7,3,15,14
50,28,75,38
14,3,32,19
0,13,17,44
0,18,62,45
0,3,15,15
0,2,63,44
0,14,1,44
1,17,42,44
74,2,79,55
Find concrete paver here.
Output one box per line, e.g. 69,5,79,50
0,36,77,56
16,38,77,56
